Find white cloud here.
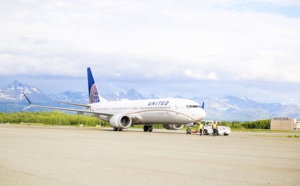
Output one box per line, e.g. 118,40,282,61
114,73,122,78
0,0,300,104
184,69,218,80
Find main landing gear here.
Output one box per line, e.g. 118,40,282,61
113,128,123,131
143,125,153,132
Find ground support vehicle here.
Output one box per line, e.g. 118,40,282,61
203,124,231,136
201,120,230,136
185,120,231,136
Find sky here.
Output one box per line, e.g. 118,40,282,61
0,0,300,105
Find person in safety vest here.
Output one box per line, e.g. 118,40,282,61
198,122,204,136
212,122,218,137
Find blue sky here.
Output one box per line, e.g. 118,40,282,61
0,0,300,105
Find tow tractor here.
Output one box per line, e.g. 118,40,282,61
203,120,230,136
186,120,231,136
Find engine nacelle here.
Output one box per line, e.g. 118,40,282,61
109,114,132,129
163,124,184,130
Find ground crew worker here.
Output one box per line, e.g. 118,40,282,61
198,122,204,136
212,122,218,137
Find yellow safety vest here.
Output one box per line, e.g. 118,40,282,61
198,123,204,130
212,123,217,129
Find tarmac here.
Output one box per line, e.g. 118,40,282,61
0,124,300,186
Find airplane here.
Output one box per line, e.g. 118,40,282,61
23,67,206,132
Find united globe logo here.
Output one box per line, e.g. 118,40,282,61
89,84,100,103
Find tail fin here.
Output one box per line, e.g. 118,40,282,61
87,67,102,104
201,102,205,109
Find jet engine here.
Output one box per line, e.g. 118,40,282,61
163,124,184,130
109,114,132,129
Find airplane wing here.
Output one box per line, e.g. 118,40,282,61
56,101,91,110
128,114,143,123
22,93,113,117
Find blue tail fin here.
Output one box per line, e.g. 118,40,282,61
87,67,100,104
201,102,205,109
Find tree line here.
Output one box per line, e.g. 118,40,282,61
218,120,270,129
0,111,270,129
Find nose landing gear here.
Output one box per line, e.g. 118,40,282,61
186,127,191,134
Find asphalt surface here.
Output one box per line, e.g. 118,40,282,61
0,124,300,186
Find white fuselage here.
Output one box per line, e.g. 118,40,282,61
89,98,206,125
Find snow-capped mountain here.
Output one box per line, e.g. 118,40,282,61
1,80,299,120
0,80,51,103
101,89,146,101
49,91,89,103
48,89,146,102
191,96,300,121
146,94,160,99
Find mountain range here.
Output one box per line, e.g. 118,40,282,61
1,80,299,121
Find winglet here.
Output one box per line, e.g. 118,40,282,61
23,93,32,105
23,93,33,110
201,102,205,109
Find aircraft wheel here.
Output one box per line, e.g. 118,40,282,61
186,128,191,134
143,125,149,132
149,126,153,132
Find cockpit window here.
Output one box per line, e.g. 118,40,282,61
186,105,200,108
